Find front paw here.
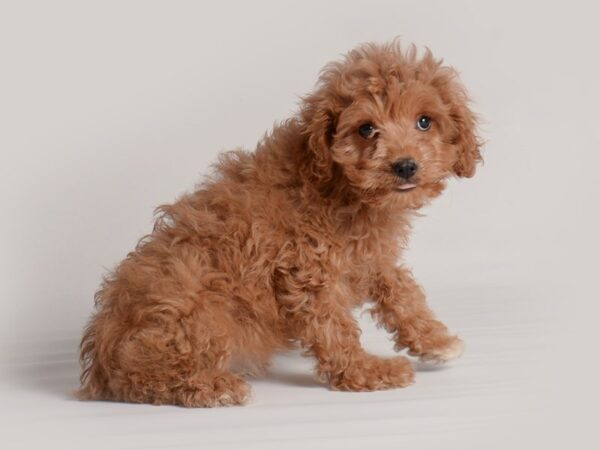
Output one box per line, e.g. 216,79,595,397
409,335,465,364
327,355,415,391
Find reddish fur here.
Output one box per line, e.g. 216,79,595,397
78,41,481,407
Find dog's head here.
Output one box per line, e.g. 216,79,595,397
299,42,481,208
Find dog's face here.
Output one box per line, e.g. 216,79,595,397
301,43,481,208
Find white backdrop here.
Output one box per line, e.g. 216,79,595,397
1,1,598,449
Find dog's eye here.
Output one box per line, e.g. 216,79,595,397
358,123,376,139
416,115,432,131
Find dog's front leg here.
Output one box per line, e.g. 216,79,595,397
279,281,414,391
370,266,464,363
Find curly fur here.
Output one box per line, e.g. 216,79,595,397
78,41,482,407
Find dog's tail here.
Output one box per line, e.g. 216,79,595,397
75,282,117,401
75,317,107,400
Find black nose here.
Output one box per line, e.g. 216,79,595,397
392,158,418,180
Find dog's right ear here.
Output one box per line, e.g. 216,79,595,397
298,86,341,186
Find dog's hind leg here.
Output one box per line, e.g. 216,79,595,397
80,309,251,407
122,369,251,407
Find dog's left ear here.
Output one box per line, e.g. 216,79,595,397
435,69,482,178
451,100,481,178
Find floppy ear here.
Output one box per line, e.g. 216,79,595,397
451,100,482,178
433,68,482,178
299,88,340,185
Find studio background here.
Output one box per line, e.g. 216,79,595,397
1,1,598,449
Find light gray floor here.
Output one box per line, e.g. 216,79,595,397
1,282,589,449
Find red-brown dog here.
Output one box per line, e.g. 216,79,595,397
79,41,481,407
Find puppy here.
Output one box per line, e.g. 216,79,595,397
78,41,481,407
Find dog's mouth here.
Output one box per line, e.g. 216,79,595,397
394,183,418,192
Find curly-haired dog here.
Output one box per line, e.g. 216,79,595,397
78,41,481,407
